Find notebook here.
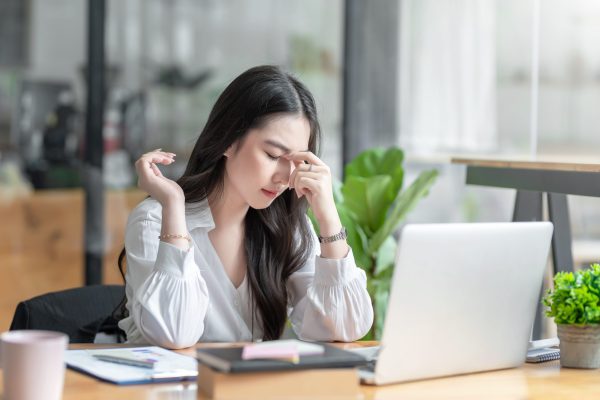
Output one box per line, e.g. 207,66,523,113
196,340,368,373
65,346,198,385
526,348,560,363
525,337,560,363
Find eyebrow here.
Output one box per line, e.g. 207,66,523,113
263,139,308,153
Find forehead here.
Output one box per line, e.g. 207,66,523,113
247,114,310,152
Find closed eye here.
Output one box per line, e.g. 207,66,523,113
266,152,280,161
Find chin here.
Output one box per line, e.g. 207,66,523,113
248,195,278,210
251,204,270,210
250,200,275,210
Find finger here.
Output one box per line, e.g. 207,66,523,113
137,159,162,181
156,150,176,158
135,157,173,180
289,164,325,188
291,170,322,190
150,148,177,157
150,162,164,177
138,154,174,166
284,151,325,166
143,150,175,160
294,176,320,199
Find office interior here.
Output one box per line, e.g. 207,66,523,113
1,0,600,341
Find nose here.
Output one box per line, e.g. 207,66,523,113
274,158,295,186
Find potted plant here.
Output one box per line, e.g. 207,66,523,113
543,263,600,368
311,147,438,339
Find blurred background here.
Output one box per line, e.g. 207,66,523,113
1,0,600,333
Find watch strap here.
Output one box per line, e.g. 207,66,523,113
318,227,348,243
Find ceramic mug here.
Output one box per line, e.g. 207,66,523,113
0,330,68,400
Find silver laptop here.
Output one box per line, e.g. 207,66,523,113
359,222,553,385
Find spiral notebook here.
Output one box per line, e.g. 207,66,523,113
526,347,560,363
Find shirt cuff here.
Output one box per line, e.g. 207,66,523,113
314,247,363,286
154,241,197,279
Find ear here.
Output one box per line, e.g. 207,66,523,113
224,139,242,158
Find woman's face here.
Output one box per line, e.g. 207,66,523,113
224,113,311,209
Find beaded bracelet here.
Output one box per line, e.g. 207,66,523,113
158,234,192,243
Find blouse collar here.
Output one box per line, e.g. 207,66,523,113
184,198,215,231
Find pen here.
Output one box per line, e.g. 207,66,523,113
93,354,156,369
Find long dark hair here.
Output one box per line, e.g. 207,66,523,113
116,65,320,340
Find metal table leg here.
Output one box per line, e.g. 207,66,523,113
512,190,544,339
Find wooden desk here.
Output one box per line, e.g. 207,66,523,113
1,342,598,399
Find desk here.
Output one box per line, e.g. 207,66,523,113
1,342,598,399
452,157,600,270
452,157,600,338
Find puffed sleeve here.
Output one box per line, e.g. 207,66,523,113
287,224,374,342
122,200,209,349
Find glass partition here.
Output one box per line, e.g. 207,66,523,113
0,0,343,330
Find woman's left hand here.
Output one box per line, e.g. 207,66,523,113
285,151,340,228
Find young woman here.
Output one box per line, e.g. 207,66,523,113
117,65,373,349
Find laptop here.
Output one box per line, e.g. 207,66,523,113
359,222,553,385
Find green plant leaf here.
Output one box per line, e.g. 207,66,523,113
374,236,396,277
332,178,344,204
336,202,372,272
345,148,405,203
324,146,438,339
369,169,438,254
342,175,393,233
544,263,600,325
370,267,393,340
345,148,386,178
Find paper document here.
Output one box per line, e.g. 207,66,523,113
65,346,198,385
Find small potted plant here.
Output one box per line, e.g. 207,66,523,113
543,263,600,368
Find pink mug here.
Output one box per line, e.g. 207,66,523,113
0,330,68,400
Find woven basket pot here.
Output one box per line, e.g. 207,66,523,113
557,324,600,369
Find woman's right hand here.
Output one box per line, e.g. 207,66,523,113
135,149,184,207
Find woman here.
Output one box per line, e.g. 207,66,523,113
118,65,373,349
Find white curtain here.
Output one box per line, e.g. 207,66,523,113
399,0,497,153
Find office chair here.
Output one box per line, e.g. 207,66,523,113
9,285,125,343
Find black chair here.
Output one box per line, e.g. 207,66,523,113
9,285,126,343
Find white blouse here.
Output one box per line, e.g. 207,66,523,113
118,198,374,349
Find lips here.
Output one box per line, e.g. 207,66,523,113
261,189,279,199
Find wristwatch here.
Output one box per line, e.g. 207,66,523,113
318,227,348,243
